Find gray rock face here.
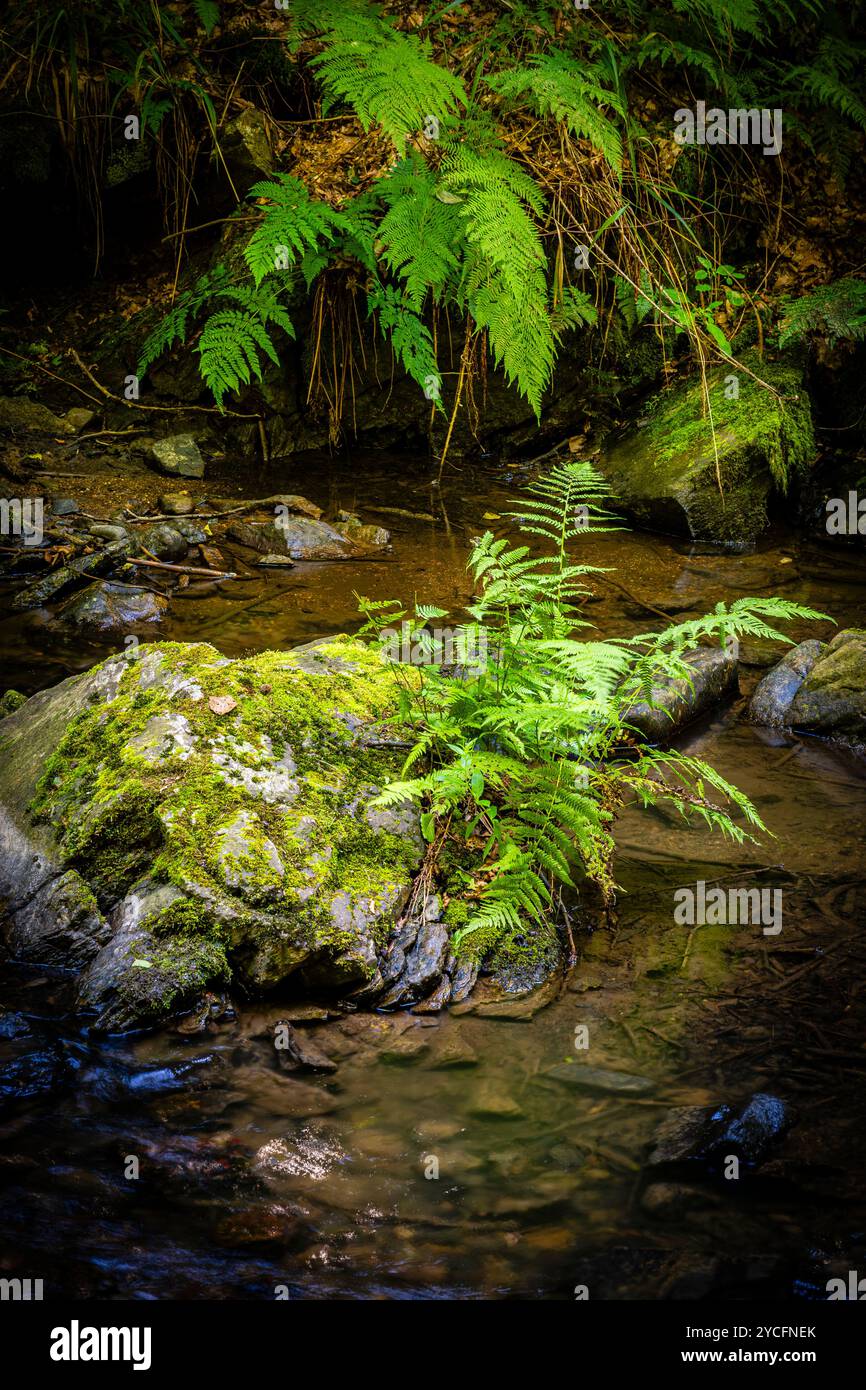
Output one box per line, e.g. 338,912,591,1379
626,646,739,742
54,581,168,632
151,434,205,479
749,639,825,726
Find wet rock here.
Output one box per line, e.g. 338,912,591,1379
64,408,95,433
11,547,120,611
229,512,389,561
426,1033,479,1068
467,1081,523,1119
77,880,229,1033
230,1067,335,1116
626,646,739,742
749,639,825,726
411,975,454,1013
158,492,195,515
124,1055,214,1094
641,1181,720,1220
51,497,79,517
448,955,479,1004
333,513,391,553
253,1129,348,1181
54,581,168,632
273,1021,338,1073
89,523,129,544
399,917,449,999
136,1134,251,1195
0,1046,69,1109
716,1094,791,1165
379,1032,431,1065
257,553,296,568
4,868,109,968
213,1204,302,1250
151,434,205,479
787,629,866,740
597,351,815,545
546,1062,656,1096
137,523,189,563
470,972,561,1020
646,1093,792,1170
229,517,352,560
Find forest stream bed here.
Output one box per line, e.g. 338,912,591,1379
1,454,866,1299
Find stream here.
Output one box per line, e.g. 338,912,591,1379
2,453,866,1299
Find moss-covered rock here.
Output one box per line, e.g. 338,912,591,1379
0,637,427,1030
788,629,866,739
598,352,816,545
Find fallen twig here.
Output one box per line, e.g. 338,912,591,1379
127,557,237,579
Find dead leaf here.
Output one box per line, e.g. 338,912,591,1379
208,695,237,715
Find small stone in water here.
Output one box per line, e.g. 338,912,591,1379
546,1062,656,1096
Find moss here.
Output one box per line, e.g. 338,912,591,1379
29,637,423,994
146,897,222,941
642,349,815,494
0,689,26,718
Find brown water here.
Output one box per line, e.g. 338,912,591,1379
1,454,866,1299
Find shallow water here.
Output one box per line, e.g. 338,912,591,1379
1,454,865,1299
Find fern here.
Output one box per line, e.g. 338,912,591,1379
245,174,347,287
361,461,830,961
137,265,232,376
197,282,295,407
290,0,465,146
779,277,866,348
486,49,625,173
192,0,220,37
366,281,442,403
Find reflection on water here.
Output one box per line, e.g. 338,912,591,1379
1,454,866,1298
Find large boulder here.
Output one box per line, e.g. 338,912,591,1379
598,353,815,546
0,638,426,1031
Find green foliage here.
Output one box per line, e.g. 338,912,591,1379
137,269,295,407
360,462,829,960
245,174,349,287
128,0,866,418
779,277,866,348
290,0,466,145
485,49,625,173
